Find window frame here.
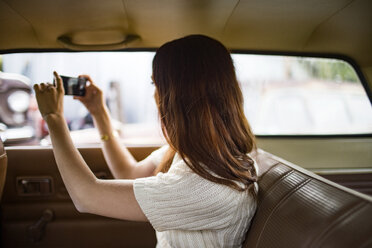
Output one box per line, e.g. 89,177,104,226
1,48,371,139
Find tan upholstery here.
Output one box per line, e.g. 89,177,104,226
0,0,372,68
0,139,7,201
244,151,372,248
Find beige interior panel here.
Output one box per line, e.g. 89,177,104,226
305,0,372,66
257,137,372,170
0,1,39,48
1,0,371,69
2,0,130,47
124,0,238,45
223,0,350,50
1,146,157,247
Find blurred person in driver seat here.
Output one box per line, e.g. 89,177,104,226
34,35,258,248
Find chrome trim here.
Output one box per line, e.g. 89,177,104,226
311,168,372,175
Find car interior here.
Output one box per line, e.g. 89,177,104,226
0,0,371,247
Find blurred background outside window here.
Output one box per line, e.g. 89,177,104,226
0,52,371,146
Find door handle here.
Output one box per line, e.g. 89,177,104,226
16,177,53,196
28,209,54,242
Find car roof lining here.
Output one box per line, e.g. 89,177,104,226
301,0,354,49
0,0,371,68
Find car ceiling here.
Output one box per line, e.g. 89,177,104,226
0,0,371,69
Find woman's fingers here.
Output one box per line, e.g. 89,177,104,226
33,84,42,97
79,75,99,92
76,75,101,96
73,96,83,101
35,82,56,93
34,82,51,95
40,83,47,91
79,74,94,85
53,71,64,93
31,71,66,119
46,83,54,92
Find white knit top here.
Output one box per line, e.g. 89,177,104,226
133,146,258,248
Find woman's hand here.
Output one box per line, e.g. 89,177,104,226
34,71,64,119
73,75,105,116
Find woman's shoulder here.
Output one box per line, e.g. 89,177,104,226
170,156,255,197
149,148,258,203
168,152,258,186
147,145,170,166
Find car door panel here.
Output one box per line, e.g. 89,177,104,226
1,146,158,248
2,137,372,247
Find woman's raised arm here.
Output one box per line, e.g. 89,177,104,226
33,72,147,221
74,75,157,179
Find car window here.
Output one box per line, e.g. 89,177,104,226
0,52,371,146
233,55,372,135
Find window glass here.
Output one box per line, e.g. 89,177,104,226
233,55,372,135
0,52,371,146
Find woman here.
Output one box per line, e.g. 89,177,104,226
34,35,258,248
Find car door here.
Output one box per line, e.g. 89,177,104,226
1,146,157,247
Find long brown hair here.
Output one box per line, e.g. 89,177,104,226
153,35,257,191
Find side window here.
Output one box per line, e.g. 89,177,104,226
0,53,371,146
233,55,372,135
0,52,163,146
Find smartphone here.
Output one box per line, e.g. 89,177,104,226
54,75,87,96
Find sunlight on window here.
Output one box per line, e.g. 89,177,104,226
1,52,371,145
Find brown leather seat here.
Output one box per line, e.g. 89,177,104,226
0,138,7,201
245,150,372,248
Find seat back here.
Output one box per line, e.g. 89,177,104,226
245,150,372,248
0,139,7,201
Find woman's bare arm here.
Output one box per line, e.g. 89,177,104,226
75,75,157,179
34,72,148,221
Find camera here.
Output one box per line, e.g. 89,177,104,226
56,75,87,96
